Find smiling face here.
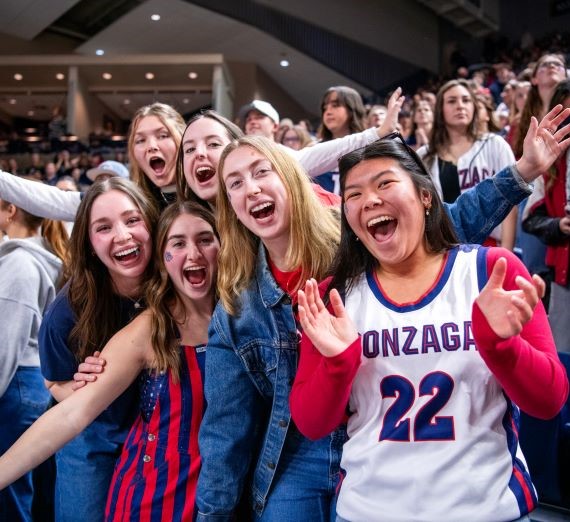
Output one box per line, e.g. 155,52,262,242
132,115,178,188
182,117,233,203
244,110,278,139
442,85,475,132
322,91,351,138
163,213,219,304
88,190,152,294
222,145,291,258
343,157,430,269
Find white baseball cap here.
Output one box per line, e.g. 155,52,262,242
86,160,129,182
239,100,280,126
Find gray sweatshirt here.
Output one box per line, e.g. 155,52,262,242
0,237,62,396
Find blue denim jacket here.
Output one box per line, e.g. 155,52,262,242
196,164,531,521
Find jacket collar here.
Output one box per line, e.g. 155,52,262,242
255,242,289,308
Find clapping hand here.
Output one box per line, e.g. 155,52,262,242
516,104,570,182
377,87,405,138
475,258,542,339
297,279,359,358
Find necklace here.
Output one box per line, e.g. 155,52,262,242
125,294,143,310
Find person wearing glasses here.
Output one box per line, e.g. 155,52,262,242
418,79,518,250
194,105,570,522
513,54,567,159
290,123,570,522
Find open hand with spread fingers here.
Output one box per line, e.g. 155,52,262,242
475,257,542,339
297,279,359,358
377,87,405,138
516,104,570,181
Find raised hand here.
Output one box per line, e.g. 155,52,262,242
71,350,106,391
475,258,541,339
377,87,405,138
516,104,570,181
297,279,359,358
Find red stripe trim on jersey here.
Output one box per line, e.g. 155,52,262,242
371,251,450,308
512,464,535,512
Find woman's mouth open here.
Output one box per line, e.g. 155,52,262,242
195,166,216,183
150,157,166,175
250,202,275,220
367,216,397,241
114,246,141,263
184,266,207,285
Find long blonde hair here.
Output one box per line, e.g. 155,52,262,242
127,102,186,202
216,136,340,314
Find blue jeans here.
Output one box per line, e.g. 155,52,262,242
254,425,345,522
54,426,120,522
0,367,51,522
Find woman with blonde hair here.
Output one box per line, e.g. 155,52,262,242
0,102,186,222
0,201,67,520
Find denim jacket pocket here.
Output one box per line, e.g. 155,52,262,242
237,339,279,398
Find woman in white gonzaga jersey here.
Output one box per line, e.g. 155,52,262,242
290,131,569,521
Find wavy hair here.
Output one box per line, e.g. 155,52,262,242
127,102,186,203
176,110,243,205
329,138,458,296
67,177,159,362
145,201,218,378
514,53,567,157
216,136,340,314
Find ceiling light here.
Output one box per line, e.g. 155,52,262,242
8,98,16,105
151,14,161,21
14,73,23,81
123,99,131,105
280,60,290,68
188,72,198,80
56,73,65,80
25,127,37,133
145,72,155,80
27,110,34,116
96,49,105,56
102,72,112,80
183,98,190,104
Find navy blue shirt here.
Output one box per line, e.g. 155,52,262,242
39,285,140,445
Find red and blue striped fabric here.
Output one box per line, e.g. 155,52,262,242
105,344,205,521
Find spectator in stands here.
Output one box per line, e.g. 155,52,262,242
418,79,518,250
314,86,368,193
0,197,66,520
406,99,434,150
489,62,514,106
239,100,281,140
26,152,45,179
44,162,59,186
367,105,388,128
523,78,570,352
277,124,313,151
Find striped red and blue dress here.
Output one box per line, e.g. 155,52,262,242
105,344,205,521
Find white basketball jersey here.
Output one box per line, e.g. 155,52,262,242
338,245,536,522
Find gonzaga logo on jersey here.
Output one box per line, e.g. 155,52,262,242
361,320,476,358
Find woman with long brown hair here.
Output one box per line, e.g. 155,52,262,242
38,177,158,521
419,79,518,249
0,202,220,521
